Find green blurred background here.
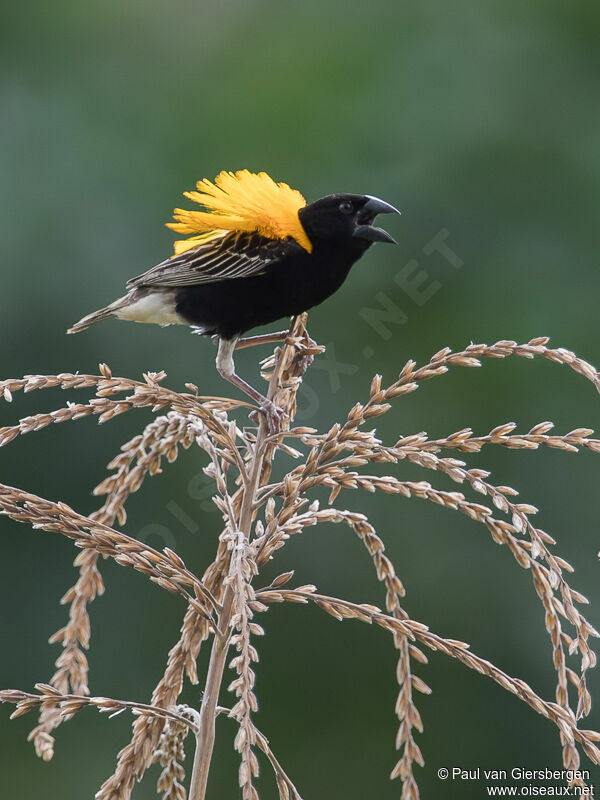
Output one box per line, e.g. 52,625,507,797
1,1,600,797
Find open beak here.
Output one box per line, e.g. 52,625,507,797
353,195,400,245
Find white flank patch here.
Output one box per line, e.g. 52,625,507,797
115,293,183,326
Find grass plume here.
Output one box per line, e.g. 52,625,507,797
1,315,600,799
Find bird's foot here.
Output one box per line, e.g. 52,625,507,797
249,399,286,434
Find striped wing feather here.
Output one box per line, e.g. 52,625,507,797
126,231,297,289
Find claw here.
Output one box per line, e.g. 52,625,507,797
249,399,286,433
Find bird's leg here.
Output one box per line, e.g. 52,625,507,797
233,330,290,351
216,337,285,432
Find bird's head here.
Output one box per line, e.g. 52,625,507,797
166,171,399,256
298,194,400,251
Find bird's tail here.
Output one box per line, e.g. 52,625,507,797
67,296,130,334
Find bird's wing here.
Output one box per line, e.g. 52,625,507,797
126,231,298,289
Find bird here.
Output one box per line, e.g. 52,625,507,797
68,169,399,430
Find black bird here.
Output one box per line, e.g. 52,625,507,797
69,170,399,427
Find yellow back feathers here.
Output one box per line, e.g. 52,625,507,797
166,170,312,256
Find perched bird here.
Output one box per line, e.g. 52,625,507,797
69,170,399,428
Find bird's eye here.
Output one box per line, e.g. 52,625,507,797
339,200,353,215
